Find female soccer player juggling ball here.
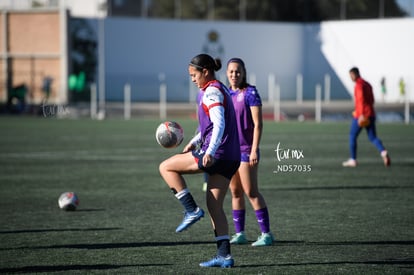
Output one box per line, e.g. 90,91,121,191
159,54,240,268
226,58,274,246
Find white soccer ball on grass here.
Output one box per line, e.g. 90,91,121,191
58,192,79,211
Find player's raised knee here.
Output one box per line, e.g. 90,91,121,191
159,160,168,175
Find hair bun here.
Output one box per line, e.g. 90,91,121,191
214,58,222,71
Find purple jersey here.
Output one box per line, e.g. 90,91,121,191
230,85,262,154
197,80,240,161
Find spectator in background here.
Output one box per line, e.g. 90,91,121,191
42,76,53,100
399,78,406,103
342,67,391,168
380,77,386,102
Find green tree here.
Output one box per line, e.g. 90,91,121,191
146,0,407,22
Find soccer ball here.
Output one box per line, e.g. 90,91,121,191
358,117,370,127
58,192,79,211
155,121,184,148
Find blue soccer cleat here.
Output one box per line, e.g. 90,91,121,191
175,207,204,233
199,255,234,268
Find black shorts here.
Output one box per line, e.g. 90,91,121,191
192,151,240,180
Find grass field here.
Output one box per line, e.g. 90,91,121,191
0,116,413,274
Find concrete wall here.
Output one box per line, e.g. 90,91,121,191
321,18,414,102
97,18,348,102
95,17,413,103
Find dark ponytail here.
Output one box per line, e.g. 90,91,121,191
190,54,222,72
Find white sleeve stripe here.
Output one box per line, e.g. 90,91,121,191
206,105,225,156
202,86,225,156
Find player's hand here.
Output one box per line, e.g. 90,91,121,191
183,143,195,153
202,154,215,168
249,151,259,166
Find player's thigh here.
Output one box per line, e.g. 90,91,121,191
239,162,259,190
160,152,200,173
350,119,362,137
206,174,230,205
365,123,378,140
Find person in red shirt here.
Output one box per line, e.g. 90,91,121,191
342,67,391,167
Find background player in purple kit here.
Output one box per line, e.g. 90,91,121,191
159,54,240,268
226,58,274,246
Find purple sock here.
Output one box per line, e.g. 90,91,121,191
232,209,245,233
255,207,270,233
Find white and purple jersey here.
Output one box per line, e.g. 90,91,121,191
191,80,240,161
230,85,262,155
